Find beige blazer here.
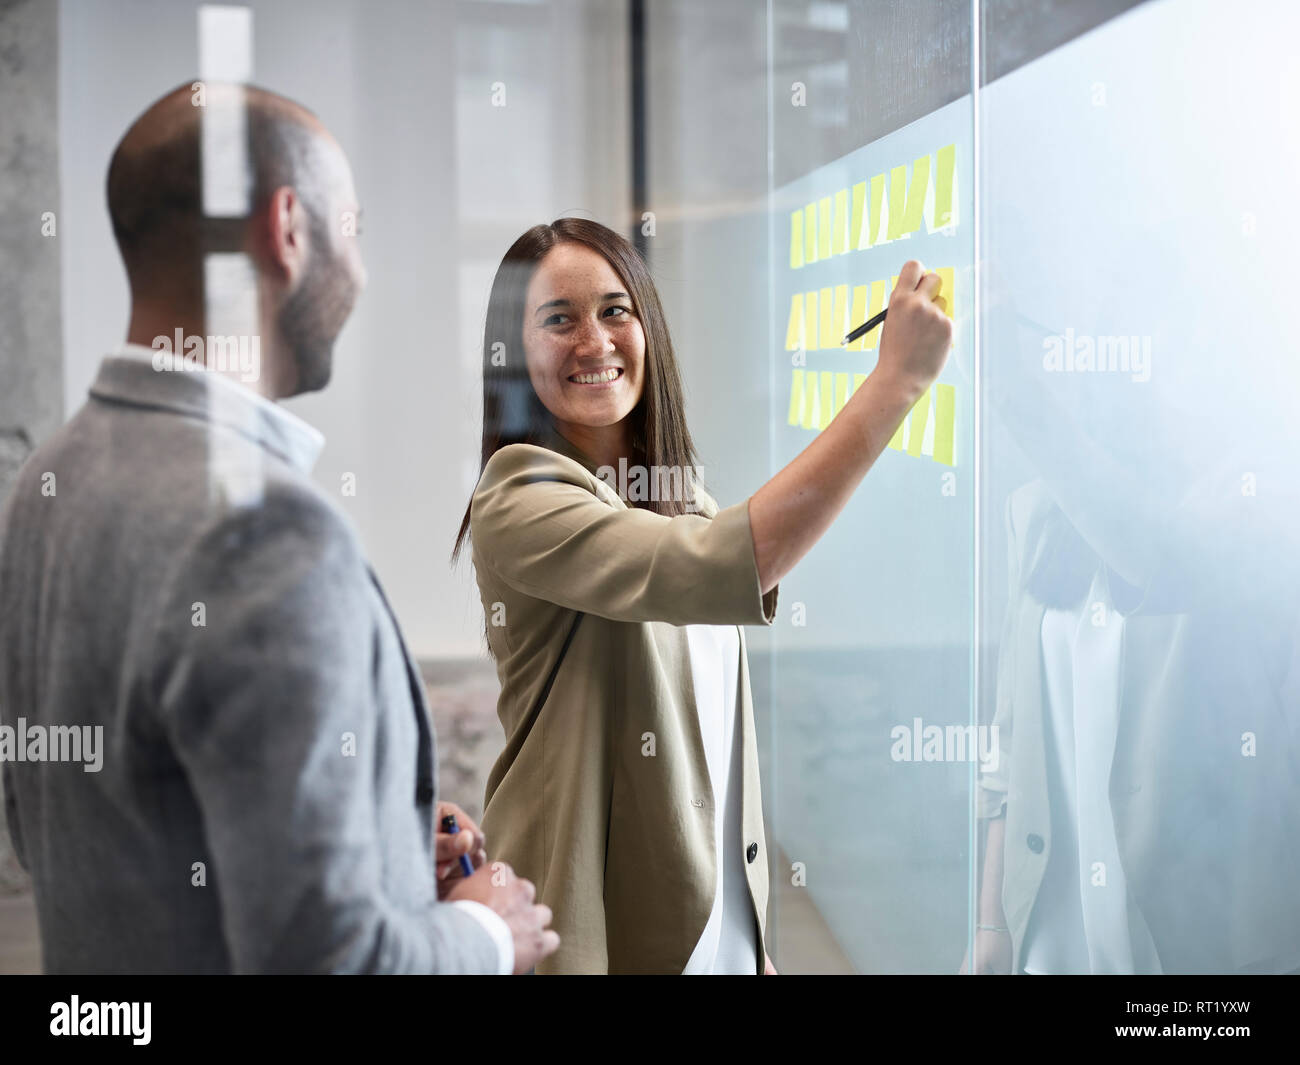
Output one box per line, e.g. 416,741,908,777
469,430,778,973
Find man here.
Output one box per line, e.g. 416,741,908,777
0,82,558,974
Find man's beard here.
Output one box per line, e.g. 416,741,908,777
278,227,354,396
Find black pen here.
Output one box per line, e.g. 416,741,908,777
843,307,887,346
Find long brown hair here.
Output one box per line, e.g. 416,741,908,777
452,218,700,562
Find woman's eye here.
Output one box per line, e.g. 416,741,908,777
542,306,630,327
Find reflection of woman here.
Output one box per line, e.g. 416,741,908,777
972,479,1300,976
453,218,951,973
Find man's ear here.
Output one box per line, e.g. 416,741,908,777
261,185,309,284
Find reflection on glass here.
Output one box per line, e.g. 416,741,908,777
976,0,1300,975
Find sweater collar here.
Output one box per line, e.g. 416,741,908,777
91,344,325,474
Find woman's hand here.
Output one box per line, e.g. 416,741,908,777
764,952,779,975
959,928,1012,975
959,814,1012,973
874,261,954,402
434,800,488,900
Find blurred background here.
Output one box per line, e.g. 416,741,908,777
2,0,1297,974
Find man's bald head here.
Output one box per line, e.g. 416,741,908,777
107,82,365,397
107,81,337,285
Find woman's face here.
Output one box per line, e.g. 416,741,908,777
522,242,646,435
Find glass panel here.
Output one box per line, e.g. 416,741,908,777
977,0,1300,975
766,0,976,973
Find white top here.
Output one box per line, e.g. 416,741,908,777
681,624,759,974
1022,565,1161,974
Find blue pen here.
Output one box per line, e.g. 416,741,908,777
440,813,477,879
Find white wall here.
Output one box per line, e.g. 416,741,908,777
58,0,630,659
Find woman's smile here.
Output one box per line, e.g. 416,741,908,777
566,366,625,387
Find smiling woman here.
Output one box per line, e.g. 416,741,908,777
453,218,700,544
521,244,647,470
452,217,951,973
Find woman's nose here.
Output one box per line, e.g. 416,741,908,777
571,316,615,355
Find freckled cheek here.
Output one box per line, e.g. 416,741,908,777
524,337,559,388
546,346,573,390
625,352,645,395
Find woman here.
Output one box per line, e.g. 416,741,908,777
453,218,951,973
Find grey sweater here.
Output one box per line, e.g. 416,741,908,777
0,354,497,973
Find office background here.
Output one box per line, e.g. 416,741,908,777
6,0,1296,974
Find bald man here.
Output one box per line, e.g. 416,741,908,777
0,83,557,974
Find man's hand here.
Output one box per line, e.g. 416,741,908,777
434,801,487,900
447,860,560,974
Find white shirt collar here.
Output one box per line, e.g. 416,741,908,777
115,341,325,464
102,342,326,474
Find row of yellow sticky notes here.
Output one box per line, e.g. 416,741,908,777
786,369,957,466
789,143,957,269
785,267,954,352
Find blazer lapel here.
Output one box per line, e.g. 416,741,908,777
367,567,438,815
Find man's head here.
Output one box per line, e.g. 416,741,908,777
107,81,365,396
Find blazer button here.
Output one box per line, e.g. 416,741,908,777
746,842,758,864
1026,833,1044,854
415,783,435,805
692,799,704,808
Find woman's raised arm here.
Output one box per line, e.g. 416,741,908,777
748,260,953,594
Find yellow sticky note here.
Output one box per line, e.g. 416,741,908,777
933,144,955,230
906,387,931,457
846,285,868,351
864,279,888,350
887,166,908,241
888,156,930,241
832,285,848,348
935,266,955,320
834,372,850,416
804,290,819,351
818,371,834,430
790,209,803,269
869,173,886,246
932,382,956,466
832,189,848,256
903,154,930,235
787,369,805,426
804,203,817,265
817,197,832,261
849,181,867,251
801,370,818,429
785,292,804,350
819,288,833,354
